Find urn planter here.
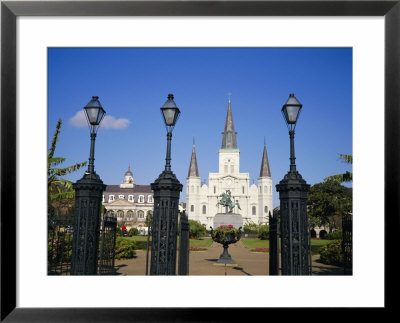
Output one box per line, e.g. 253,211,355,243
210,225,242,264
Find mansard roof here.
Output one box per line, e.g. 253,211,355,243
104,184,152,194
259,144,272,178
221,98,238,149
187,144,200,177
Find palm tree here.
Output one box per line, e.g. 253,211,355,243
48,119,87,202
324,154,352,183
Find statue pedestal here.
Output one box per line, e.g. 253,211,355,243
213,213,243,229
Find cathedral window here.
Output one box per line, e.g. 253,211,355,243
242,186,245,194
264,206,268,213
214,186,216,194
128,195,134,202
138,195,144,203
264,186,267,194
202,205,206,214
109,195,115,202
191,185,194,193
252,206,256,215
190,205,194,212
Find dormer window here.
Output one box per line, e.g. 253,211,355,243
148,195,153,203
119,195,124,199
109,195,115,202
128,195,134,202
138,195,144,203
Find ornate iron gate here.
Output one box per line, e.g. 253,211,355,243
48,212,117,275
178,211,189,275
48,212,74,275
269,210,279,275
342,213,352,275
98,215,117,275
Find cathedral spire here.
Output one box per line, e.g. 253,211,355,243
221,95,238,149
188,142,199,177
259,142,271,177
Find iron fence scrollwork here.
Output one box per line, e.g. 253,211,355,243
98,215,117,275
342,213,352,275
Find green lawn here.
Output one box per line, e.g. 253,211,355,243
241,238,332,255
119,236,331,254
189,237,213,248
120,235,213,249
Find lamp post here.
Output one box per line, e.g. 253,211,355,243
71,96,107,275
276,93,311,275
150,94,183,275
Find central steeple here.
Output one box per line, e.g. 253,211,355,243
221,95,238,149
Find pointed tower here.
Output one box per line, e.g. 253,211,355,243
258,143,273,224
188,144,199,177
186,141,201,222
221,96,238,149
120,164,135,188
219,96,240,175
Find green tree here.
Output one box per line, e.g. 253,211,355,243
324,154,352,183
307,181,352,231
48,119,87,203
145,211,153,228
243,221,259,234
188,220,206,239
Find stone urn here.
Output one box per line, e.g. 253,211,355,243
210,225,242,264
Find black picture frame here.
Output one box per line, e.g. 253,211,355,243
1,0,398,321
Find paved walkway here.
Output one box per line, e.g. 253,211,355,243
114,240,344,276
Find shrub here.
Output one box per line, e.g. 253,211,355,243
188,220,206,239
128,228,139,236
115,237,136,259
258,225,270,240
323,230,343,240
135,240,150,250
319,240,343,266
243,221,259,234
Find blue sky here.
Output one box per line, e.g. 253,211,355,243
48,47,352,207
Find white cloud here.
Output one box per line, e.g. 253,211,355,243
69,110,130,130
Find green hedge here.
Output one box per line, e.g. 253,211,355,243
319,240,343,266
115,237,136,259
258,225,270,240
323,230,343,240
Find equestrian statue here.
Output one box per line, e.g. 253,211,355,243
216,190,241,213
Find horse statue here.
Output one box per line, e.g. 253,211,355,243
216,190,241,213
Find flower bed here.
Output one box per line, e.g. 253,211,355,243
189,246,208,251
250,247,269,253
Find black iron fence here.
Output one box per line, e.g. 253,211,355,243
269,211,279,275
342,213,352,275
98,216,117,275
178,211,189,275
48,212,117,275
48,212,74,275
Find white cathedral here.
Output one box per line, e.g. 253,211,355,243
186,97,273,229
